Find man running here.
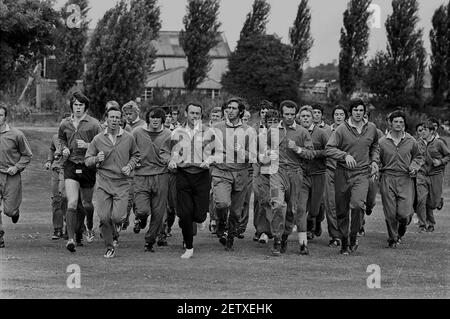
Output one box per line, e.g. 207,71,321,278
0,103,33,248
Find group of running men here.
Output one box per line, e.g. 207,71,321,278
0,92,448,259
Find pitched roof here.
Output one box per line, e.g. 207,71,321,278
145,67,222,90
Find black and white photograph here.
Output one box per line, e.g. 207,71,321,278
0,0,449,303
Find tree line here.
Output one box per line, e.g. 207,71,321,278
1,0,450,117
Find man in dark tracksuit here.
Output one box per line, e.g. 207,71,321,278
416,121,450,232
169,102,213,259
379,111,424,248
326,99,380,255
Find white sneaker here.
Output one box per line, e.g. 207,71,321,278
181,248,194,259
86,230,95,243
259,233,269,244
104,248,115,259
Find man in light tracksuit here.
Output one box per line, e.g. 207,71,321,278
268,101,315,256
416,120,450,232
326,99,380,255
132,108,172,252
0,104,33,248
85,106,140,258
379,111,424,248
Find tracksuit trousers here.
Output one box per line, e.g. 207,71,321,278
304,174,326,234
380,174,413,242
324,168,339,240
416,173,444,228
253,173,273,236
238,168,253,235
0,173,22,233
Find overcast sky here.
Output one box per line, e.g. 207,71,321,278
55,0,448,66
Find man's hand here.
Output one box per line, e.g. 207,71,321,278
288,139,297,150
258,154,271,165
43,161,52,170
62,147,70,158
168,160,177,170
432,159,442,167
76,139,88,149
6,166,18,176
121,165,132,176
371,162,379,176
409,166,418,176
96,151,105,163
200,160,210,169
345,155,357,169
269,150,279,161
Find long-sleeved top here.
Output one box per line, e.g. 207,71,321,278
304,125,329,175
0,124,32,174
133,126,171,176
211,120,257,171
418,134,450,176
46,134,63,169
59,114,102,164
269,121,315,171
85,128,140,180
129,118,146,131
379,132,424,177
171,123,214,174
326,119,380,171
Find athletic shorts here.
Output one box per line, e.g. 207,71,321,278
64,160,96,188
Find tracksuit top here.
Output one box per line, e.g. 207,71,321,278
0,124,33,174
85,129,140,181
326,119,380,172
418,135,450,176
379,133,424,177
58,114,102,164
211,120,255,171
305,125,329,176
171,123,214,175
133,127,171,176
129,118,146,131
272,122,315,171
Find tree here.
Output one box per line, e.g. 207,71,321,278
179,0,221,92
54,0,90,94
365,51,394,98
240,0,270,39
430,4,449,104
221,34,299,107
338,0,372,99
385,0,423,98
83,0,161,118
413,35,426,100
289,0,313,78
0,0,60,92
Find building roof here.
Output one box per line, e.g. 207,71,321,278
151,31,231,58
145,66,222,90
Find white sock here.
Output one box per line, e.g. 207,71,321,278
298,232,307,246
181,248,194,259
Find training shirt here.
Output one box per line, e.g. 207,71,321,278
326,119,380,171
379,132,424,177
129,117,146,131
0,124,33,174
133,126,171,176
418,135,450,176
58,114,102,164
85,128,139,180
305,125,329,175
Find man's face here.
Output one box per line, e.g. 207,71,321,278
72,99,86,117
433,122,439,132
185,105,202,126
242,112,251,125
333,109,346,125
299,110,313,129
164,113,173,128
416,125,424,138
172,111,179,123
227,102,241,121
124,109,138,124
422,127,433,140
351,105,365,123
312,109,323,124
266,118,279,129
106,110,122,130
210,111,222,124
391,117,405,132
260,108,268,122
149,115,163,130
0,109,6,126
282,107,296,127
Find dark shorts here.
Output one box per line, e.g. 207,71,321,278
64,161,96,189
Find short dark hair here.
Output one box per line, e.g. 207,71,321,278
146,107,166,124
389,110,407,124
312,104,324,115
226,97,248,119
70,91,90,112
0,102,7,117
186,102,203,114
259,100,274,112
416,122,424,131
423,120,436,131
429,117,440,129
348,99,366,113
105,106,122,118
280,100,298,114
332,105,348,119
264,109,279,124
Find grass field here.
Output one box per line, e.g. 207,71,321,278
0,129,449,299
